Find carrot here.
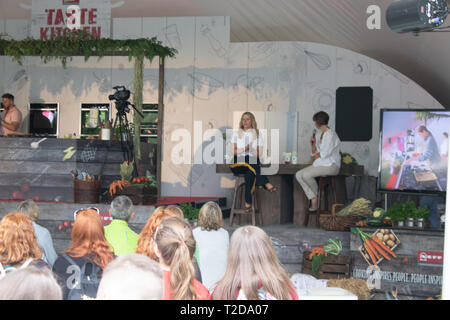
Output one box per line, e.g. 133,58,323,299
365,239,380,261
372,236,397,258
364,242,378,266
369,239,391,261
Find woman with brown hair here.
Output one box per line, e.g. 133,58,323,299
212,226,298,300
229,112,277,212
0,212,47,270
154,216,210,300
136,206,202,281
295,111,341,211
52,208,114,300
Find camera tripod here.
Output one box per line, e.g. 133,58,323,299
111,101,144,177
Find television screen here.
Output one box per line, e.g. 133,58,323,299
29,103,58,136
379,109,449,194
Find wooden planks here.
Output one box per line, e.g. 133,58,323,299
0,137,156,202
301,251,351,280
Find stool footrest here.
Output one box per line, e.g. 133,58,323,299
233,209,255,214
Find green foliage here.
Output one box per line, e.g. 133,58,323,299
179,202,199,220
120,161,134,182
312,254,326,276
0,30,177,67
323,238,342,256
146,175,157,188
386,201,430,220
413,206,431,219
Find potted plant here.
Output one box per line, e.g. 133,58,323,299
414,207,431,229
404,202,416,227
179,202,199,227
386,204,405,227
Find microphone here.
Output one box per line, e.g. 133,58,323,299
312,129,317,137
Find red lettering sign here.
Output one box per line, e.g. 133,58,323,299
417,251,443,264
89,9,98,24
63,0,80,4
40,28,49,40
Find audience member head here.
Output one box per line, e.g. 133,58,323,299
110,195,134,222
65,209,114,270
198,201,223,231
212,226,296,300
443,132,448,139
154,216,196,300
165,205,184,219
0,212,42,266
312,111,329,128
0,266,62,300
136,206,180,261
96,254,163,300
16,199,40,222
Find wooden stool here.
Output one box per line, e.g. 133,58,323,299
229,174,262,226
304,176,338,227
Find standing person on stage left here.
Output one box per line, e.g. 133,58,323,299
0,93,22,136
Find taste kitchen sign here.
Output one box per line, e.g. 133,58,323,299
24,0,125,40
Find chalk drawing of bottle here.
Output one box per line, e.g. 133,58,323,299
163,24,182,51
200,25,227,58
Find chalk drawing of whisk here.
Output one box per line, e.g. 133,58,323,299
304,50,332,70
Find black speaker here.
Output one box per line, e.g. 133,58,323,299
335,87,373,142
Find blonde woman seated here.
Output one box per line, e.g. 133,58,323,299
193,202,229,292
296,111,341,211
229,112,277,213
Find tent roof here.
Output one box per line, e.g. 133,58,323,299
2,0,449,108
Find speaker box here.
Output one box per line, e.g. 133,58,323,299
335,87,373,142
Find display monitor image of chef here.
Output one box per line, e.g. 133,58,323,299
405,125,441,166
0,93,23,136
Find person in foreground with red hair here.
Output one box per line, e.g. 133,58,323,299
52,208,114,300
0,212,47,270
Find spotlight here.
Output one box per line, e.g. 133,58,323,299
386,0,449,34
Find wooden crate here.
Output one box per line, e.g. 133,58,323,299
113,185,157,205
301,251,350,280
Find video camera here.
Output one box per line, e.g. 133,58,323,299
109,86,132,115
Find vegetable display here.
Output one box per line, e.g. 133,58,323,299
335,198,372,217
308,238,343,276
352,227,399,266
71,169,97,182
109,180,130,196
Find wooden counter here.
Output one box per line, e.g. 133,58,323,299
216,163,364,226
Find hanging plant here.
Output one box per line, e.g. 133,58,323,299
0,30,177,67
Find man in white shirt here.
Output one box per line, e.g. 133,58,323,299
295,112,341,212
